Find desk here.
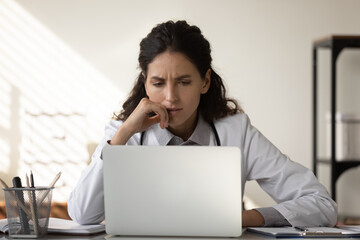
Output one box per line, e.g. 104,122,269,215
0,231,351,240
0,233,108,240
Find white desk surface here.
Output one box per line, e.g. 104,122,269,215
1,230,350,240
1,230,353,239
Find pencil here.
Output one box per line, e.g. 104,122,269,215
0,178,9,188
49,172,62,188
37,172,62,206
26,174,39,235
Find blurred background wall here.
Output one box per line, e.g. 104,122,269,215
1,0,360,218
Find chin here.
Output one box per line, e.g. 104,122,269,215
167,120,183,129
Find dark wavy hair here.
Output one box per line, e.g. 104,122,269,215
115,20,242,123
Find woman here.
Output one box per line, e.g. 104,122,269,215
67,20,337,227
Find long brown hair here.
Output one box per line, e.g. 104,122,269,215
115,20,242,123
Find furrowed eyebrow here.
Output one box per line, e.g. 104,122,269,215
150,76,165,81
150,75,192,81
174,75,191,81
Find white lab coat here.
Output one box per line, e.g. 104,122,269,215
67,113,337,227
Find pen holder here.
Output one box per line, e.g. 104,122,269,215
3,187,54,238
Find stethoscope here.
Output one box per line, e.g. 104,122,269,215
140,121,221,146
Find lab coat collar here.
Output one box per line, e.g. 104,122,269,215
147,114,212,146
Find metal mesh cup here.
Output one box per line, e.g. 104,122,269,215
3,187,54,238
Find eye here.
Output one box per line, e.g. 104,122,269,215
153,82,164,87
179,80,191,86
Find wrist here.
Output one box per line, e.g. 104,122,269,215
110,124,135,145
242,209,265,227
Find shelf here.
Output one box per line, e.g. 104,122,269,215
317,159,360,164
312,35,360,201
316,160,360,185
313,35,360,48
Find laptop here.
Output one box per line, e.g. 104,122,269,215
102,145,242,237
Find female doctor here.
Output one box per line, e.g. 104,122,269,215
67,20,337,227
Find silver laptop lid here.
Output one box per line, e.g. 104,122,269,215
103,146,242,237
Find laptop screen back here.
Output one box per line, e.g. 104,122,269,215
103,145,242,237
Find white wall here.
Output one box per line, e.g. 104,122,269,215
1,0,360,217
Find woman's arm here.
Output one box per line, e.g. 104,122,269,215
217,113,337,227
239,114,337,227
67,121,120,224
68,98,169,224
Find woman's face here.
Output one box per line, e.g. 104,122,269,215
144,51,210,135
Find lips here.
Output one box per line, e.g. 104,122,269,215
166,108,182,115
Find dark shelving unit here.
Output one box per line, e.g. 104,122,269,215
313,35,360,201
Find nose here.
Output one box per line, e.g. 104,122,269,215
165,83,178,102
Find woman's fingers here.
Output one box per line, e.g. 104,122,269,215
147,105,168,129
110,98,169,145
131,98,169,131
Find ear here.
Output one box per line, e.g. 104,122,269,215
201,69,211,94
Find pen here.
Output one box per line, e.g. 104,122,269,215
29,171,39,228
12,177,30,234
302,231,343,236
30,170,35,187
294,227,343,236
0,178,32,217
294,226,309,232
